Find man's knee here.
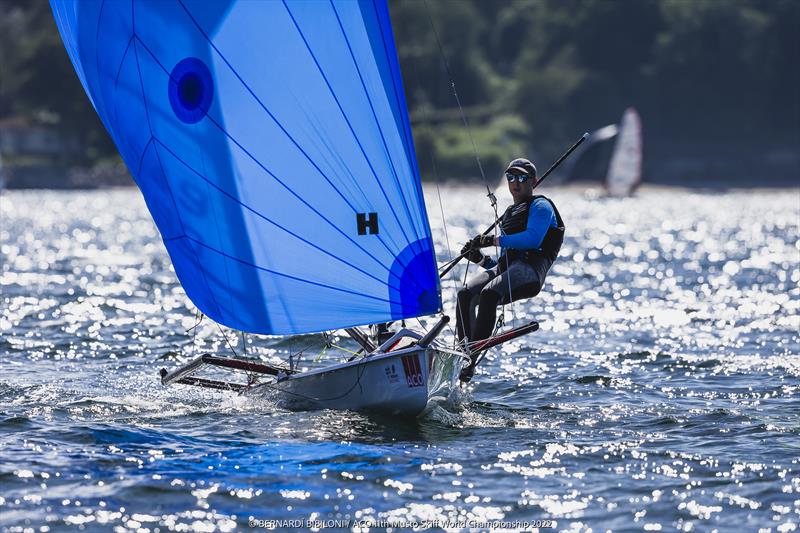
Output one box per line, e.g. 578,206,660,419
513,281,541,300
478,287,501,307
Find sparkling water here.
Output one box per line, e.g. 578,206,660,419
1,185,798,531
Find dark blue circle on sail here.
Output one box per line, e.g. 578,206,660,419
388,238,440,319
168,57,213,124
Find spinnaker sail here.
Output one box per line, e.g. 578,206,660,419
50,0,441,335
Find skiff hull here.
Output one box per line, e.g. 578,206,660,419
248,346,467,417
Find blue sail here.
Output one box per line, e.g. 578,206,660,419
50,0,441,334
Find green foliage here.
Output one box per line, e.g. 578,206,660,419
0,0,115,164
0,0,796,177
413,115,529,180
393,0,798,177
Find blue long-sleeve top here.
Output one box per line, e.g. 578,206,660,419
478,198,557,269
498,198,557,251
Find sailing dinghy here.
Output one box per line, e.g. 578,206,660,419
559,107,642,196
606,107,643,196
51,0,539,416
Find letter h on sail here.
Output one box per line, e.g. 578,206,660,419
357,212,379,235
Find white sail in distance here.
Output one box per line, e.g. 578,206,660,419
606,107,642,196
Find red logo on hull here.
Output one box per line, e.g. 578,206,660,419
401,354,424,388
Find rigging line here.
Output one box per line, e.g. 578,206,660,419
500,232,517,329
327,0,422,242
256,360,368,403
131,40,429,300
186,309,203,359
422,0,497,212
216,322,238,358
422,0,506,335
406,53,456,274
433,175,457,289
173,1,420,282
411,67,463,334
286,339,319,370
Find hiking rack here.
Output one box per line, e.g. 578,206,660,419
159,354,293,393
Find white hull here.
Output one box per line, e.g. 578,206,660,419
248,345,467,417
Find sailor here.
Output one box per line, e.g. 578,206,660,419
456,158,565,381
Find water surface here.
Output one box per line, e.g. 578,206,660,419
1,186,798,531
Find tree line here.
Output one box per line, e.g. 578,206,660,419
1,0,797,184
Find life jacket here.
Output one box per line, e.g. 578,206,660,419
499,195,565,264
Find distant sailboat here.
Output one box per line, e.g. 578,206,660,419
561,107,643,196
50,0,540,415
606,108,643,196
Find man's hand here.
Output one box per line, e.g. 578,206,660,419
460,241,484,264
471,234,496,249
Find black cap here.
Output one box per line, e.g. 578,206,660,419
505,158,538,181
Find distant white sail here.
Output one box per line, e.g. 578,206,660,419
606,107,642,196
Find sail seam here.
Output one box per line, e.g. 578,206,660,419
132,31,428,296
369,0,440,291
129,34,404,280
283,0,414,248
174,0,427,293
153,138,400,289
199,154,236,323
185,235,401,306
129,0,223,321
173,1,392,239
369,0,425,210
328,0,421,243
277,0,427,291
112,36,135,96
93,0,107,123
110,35,135,142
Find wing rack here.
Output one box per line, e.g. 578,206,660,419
469,320,539,354
159,354,292,392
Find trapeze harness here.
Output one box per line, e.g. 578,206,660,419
498,195,565,271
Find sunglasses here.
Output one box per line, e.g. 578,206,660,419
505,171,530,183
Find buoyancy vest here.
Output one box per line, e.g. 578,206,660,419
499,195,565,264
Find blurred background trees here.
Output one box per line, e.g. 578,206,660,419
0,0,797,185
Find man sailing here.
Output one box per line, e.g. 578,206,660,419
456,158,565,381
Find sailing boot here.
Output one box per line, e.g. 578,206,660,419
459,352,478,383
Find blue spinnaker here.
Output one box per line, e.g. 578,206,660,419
50,0,441,334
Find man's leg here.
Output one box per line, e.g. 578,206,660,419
472,260,545,341
458,268,502,382
455,268,497,341
460,259,552,382
472,288,501,342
